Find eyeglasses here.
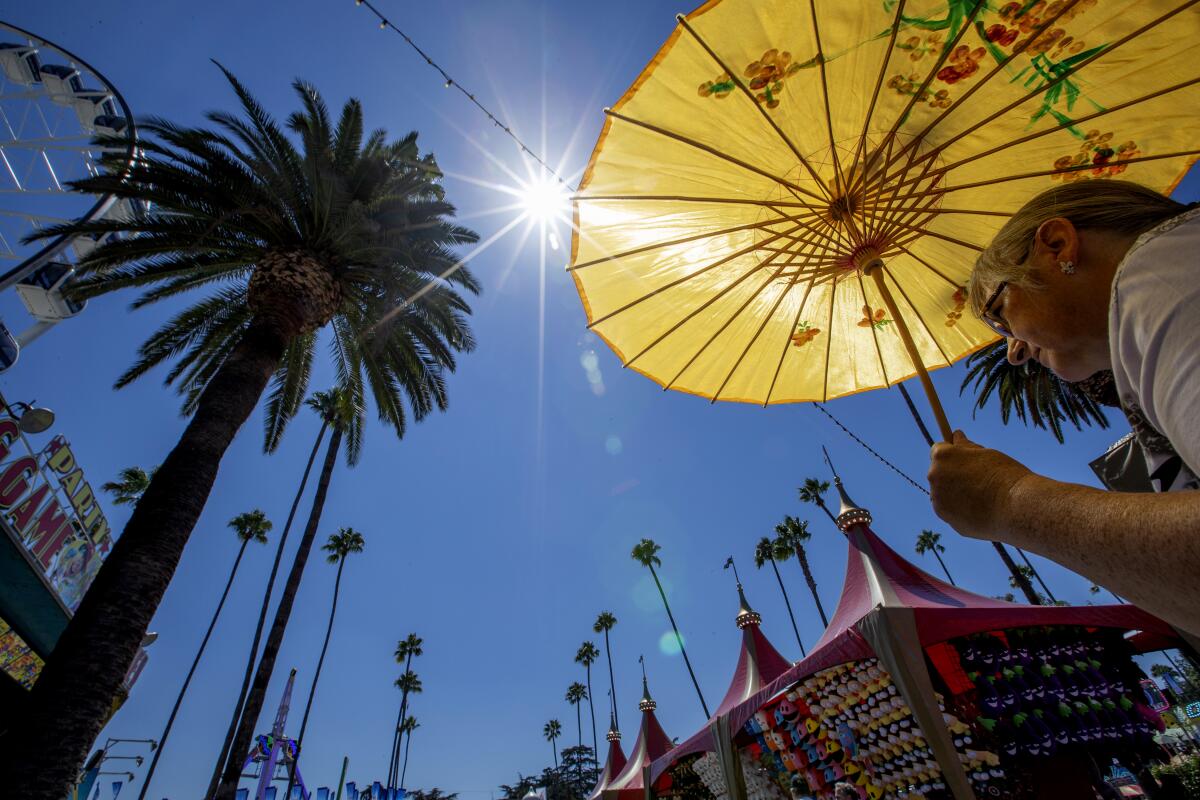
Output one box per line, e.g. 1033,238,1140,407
980,281,1013,338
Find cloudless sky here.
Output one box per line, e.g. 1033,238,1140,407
3,1,1197,797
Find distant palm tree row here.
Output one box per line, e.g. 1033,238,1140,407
7,68,480,799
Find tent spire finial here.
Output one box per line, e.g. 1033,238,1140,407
723,556,760,627
638,656,656,711
823,446,872,532
606,707,621,741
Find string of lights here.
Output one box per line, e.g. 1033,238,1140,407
812,403,931,496
352,0,574,189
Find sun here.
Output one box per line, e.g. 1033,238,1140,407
517,175,571,224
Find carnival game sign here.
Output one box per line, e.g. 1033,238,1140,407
0,412,111,612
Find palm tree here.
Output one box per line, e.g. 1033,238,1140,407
214,389,370,798
135,510,270,800
914,530,955,585
1007,565,1045,604
566,683,587,748
393,671,423,781
287,527,365,797
593,612,619,729
389,634,424,789
100,466,156,506
544,720,563,768
753,536,805,657
961,340,1110,443
630,539,710,718
12,69,481,796
399,716,419,789
773,516,829,628
574,642,600,761
798,479,837,527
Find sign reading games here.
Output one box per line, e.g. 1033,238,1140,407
0,410,111,612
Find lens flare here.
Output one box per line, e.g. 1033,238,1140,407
659,630,684,655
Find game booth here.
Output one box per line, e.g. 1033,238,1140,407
641,478,1197,800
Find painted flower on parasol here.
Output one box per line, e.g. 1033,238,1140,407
568,0,1200,440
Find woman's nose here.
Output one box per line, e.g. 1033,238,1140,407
1006,337,1031,366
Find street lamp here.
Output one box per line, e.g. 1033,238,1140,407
3,399,54,433
102,755,144,767
97,771,135,782
103,738,158,752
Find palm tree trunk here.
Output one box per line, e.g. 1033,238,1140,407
585,664,597,764
768,558,805,657
400,726,414,788
215,426,344,800
794,548,829,627
814,498,837,527
286,556,346,799
1016,548,1057,603
552,739,558,769
206,421,328,799
603,630,618,730
932,550,956,586
1,323,287,800
896,383,936,451
390,679,411,789
137,539,250,800
575,701,583,781
648,565,710,718
994,542,1042,605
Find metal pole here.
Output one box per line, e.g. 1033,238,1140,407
335,756,348,800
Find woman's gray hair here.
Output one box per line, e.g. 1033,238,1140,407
969,179,1186,314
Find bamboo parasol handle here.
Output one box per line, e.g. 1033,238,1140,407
867,264,955,442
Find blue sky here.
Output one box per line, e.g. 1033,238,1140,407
3,1,1195,797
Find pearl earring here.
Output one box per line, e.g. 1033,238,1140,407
1059,260,1075,274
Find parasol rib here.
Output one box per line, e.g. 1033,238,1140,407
903,74,1200,187
846,0,989,199
712,266,810,402
881,267,955,367
875,210,984,253
574,194,824,209
890,239,963,290
568,216,809,272
869,265,953,440
603,109,827,203
879,0,1086,177
933,147,1200,195
856,270,893,388
845,0,909,195
764,269,821,406
821,274,838,402
586,222,805,328
663,261,790,390
675,15,834,199
892,0,1200,179
805,0,847,194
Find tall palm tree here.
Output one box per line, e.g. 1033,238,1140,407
213,388,368,798
593,612,619,729
543,720,562,769
773,516,828,628
11,69,481,797
287,527,365,797
574,642,600,761
389,634,424,789
399,715,419,789
798,479,836,527
630,539,710,718
207,392,332,799
99,466,156,506
753,536,805,657
135,510,270,800
393,671,423,780
961,340,1110,443
914,530,955,585
566,682,587,748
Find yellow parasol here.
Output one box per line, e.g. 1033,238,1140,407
569,0,1200,440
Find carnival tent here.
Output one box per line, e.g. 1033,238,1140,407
589,711,629,800
602,678,673,800
651,477,1185,800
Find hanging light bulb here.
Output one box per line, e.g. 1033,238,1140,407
444,79,453,88
379,19,388,29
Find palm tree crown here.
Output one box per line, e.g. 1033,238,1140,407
773,515,812,553
543,720,562,742
630,539,662,569
36,67,480,449
593,612,617,635
396,633,424,663
323,526,365,564
100,466,156,506
960,340,1110,443
797,478,830,508
395,670,423,696
752,537,775,568
228,509,272,544
575,642,599,668
914,530,944,556
566,682,587,705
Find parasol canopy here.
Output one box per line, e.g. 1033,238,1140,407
570,0,1200,415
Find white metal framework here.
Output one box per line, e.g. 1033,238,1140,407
0,21,138,369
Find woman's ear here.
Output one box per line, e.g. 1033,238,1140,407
1033,217,1079,263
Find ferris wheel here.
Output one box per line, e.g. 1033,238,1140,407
0,20,138,371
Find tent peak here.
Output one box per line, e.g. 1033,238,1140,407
639,676,657,712
833,475,872,531
607,708,622,742
735,582,762,629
